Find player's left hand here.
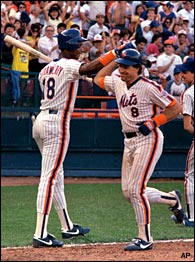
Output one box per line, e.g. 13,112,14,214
114,42,132,57
138,120,157,136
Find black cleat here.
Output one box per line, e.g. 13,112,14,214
124,238,153,251
169,190,185,224
62,224,90,239
33,233,64,248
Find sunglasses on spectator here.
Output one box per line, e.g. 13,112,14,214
19,6,26,9
96,15,104,18
165,21,171,24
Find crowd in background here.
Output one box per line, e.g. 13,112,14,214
1,1,194,107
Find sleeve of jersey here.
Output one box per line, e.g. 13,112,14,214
66,59,83,80
150,82,176,109
103,76,117,94
183,93,193,116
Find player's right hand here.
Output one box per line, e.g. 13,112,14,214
138,120,157,136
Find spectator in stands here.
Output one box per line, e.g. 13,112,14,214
129,36,148,64
161,17,174,43
165,65,188,98
119,27,132,45
156,38,182,81
1,23,15,66
28,4,41,26
183,44,194,62
107,1,134,31
108,28,121,49
63,1,83,30
37,24,60,70
87,13,109,41
43,2,66,35
79,1,91,38
27,23,41,72
55,22,66,36
14,18,22,32
145,54,158,79
180,16,194,45
2,1,17,19
87,1,107,26
140,8,160,45
79,40,93,63
15,2,27,20
19,9,31,33
158,1,176,23
177,1,194,29
146,33,163,57
133,3,146,24
175,29,189,60
11,27,30,106
170,22,182,46
89,33,106,61
37,0,48,26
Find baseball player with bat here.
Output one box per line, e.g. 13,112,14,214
31,28,130,248
171,58,194,227
94,49,185,251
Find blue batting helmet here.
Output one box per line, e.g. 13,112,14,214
58,28,87,51
115,48,142,66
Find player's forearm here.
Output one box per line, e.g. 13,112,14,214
183,116,194,135
79,50,117,75
162,100,182,123
94,61,118,87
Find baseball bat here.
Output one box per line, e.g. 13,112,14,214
4,35,53,63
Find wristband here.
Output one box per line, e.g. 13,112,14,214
152,114,167,127
99,77,105,89
98,50,116,66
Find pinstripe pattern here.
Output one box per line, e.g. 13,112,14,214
104,74,178,239
184,140,194,206
121,129,163,225
181,85,194,219
104,76,175,133
32,58,84,235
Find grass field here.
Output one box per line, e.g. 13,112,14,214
1,180,194,247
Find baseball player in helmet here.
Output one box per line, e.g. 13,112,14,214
94,48,185,251
32,28,130,248
172,58,194,227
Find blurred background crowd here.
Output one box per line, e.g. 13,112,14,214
1,1,194,107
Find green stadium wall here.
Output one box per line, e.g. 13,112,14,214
1,115,192,178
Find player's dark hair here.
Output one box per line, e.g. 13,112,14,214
132,64,142,75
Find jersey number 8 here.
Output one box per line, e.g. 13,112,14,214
42,77,55,99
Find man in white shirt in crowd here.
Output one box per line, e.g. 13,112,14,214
37,25,60,70
157,38,182,81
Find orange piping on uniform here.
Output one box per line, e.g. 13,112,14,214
43,82,75,214
139,130,159,224
167,99,177,108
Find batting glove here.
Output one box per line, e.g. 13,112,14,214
114,42,132,57
138,120,157,136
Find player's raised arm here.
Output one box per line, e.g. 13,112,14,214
93,61,118,88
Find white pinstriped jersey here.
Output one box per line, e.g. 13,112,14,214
104,75,176,133
181,85,194,121
38,58,85,112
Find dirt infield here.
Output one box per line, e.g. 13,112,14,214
1,241,194,261
1,177,194,261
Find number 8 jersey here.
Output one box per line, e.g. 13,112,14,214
38,59,85,113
